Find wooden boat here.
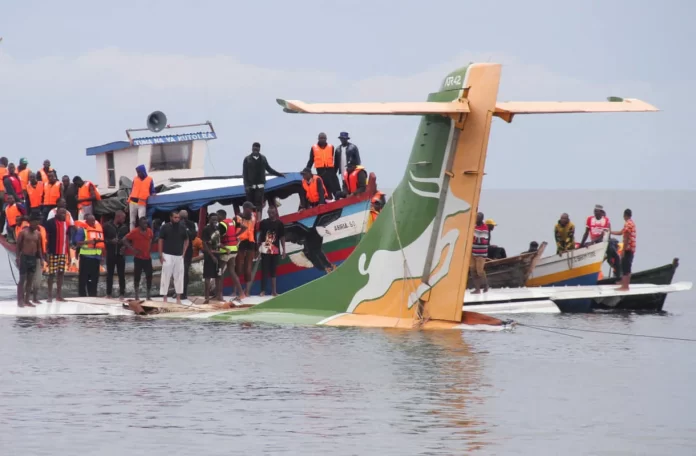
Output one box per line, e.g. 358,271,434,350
468,242,547,288
593,258,680,311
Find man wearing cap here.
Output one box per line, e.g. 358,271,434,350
306,132,340,199
335,132,361,179
242,142,284,216
485,218,507,259
17,158,31,191
581,204,611,246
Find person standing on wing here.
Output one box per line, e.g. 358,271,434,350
157,211,189,304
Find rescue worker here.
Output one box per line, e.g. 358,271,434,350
554,213,576,255
73,213,105,297
470,212,490,294
37,160,56,184
73,176,101,220
0,157,7,233
581,204,611,246
335,132,361,179
17,158,31,191
3,163,23,205
299,168,327,210
242,142,284,216
367,198,383,231
235,202,257,295
24,172,44,217
306,132,340,199
128,165,155,230
42,172,63,220
217,209,247,301
4,194,25,243
485,218,507,260
342,162,368,197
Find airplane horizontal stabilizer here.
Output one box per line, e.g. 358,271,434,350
493,98,659,122
276,99,470,115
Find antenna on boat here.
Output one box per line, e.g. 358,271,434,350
146,111,167,133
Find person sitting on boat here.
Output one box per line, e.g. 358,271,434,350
24,172,44,218
3,163,24,207
554,213,576,255
341,162,368,198
43,208,71,303
307,133,341,200
73,176,101,220
4,194,26,243
335,132,361,181
0,157,8,234
367,198,382,231
128,165,155,231
580,204,610,246
299,168,327,210
122,216,155,301
525,241,539,253
242,142,285,217
36,160,56,184
485,218,507,260
470,212,490,294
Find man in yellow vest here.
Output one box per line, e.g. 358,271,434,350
129,165,155,230
73,214,105,297
306,132,340,199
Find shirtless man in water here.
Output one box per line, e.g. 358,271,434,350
16,215,45,307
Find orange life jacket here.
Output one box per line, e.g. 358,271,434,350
343,166,367,194
15,220,29,238
220,217,240,247
77,181,101,208
371,191,385,205
5,204,21,228
38,225,47,254
302,176,327,203
18,168,30,190
43,181,62,206
312,144,335,169
38,168,54,184
27,182,44,208
0,166,6,192
238,214,256,242
80,221,105,255
129,175,153,205
367,208,379,231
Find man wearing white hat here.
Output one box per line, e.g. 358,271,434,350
581,204,611,246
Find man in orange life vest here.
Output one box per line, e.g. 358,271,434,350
73,176,101,220
306,132,340,199
342,162,368,197
73,213,105,297
42,172,63,220
299,168,327,210
37,160,56,184
129,165,155,230
17,158,31,191
0,157,9,234
24,172,44,217
4,194,26,243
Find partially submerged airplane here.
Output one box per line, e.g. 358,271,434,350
2,62,684,328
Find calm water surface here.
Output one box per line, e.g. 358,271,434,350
1,190,695,455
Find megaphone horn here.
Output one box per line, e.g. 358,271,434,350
146,111,167,133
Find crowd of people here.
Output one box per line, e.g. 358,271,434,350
6,131,388,307
467,204,637,295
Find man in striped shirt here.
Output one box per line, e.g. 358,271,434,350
470,212,490,294
611,208,636,291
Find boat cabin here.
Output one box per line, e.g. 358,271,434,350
85,122,217,192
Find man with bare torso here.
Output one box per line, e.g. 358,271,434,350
16,214,44,307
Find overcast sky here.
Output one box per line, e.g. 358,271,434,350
0,0,692,189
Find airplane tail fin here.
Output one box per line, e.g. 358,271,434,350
214,63,657,330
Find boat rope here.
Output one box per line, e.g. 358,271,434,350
519,322,696,343
6,250,18,285
518,323,583,339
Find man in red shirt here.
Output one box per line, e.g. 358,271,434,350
122,216,154,300
611,208,636,291
581,204,611,246
43,208,71,302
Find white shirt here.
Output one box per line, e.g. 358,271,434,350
339,145,348,176
47,208,75,226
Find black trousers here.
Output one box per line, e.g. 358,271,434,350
79,256,101,297
260,254,279,293
133,257,153,292
317,168,340,198
106,253,126,296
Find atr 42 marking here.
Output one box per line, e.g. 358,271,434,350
443,75,463,88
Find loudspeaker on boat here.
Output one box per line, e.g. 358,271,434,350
146,111,167,133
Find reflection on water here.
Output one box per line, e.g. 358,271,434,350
0,318,492,455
